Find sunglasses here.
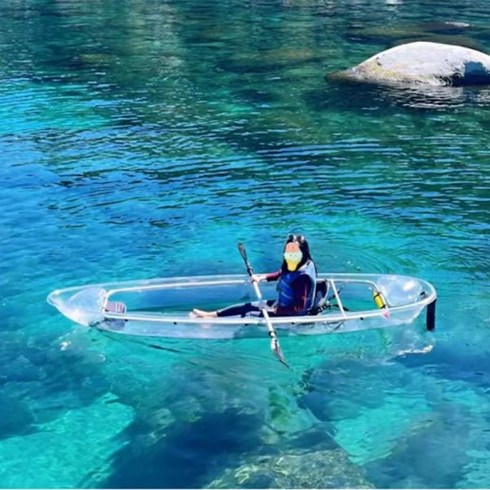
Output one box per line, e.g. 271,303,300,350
287,234,305,243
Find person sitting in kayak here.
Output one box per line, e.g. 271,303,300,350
191,234,317,318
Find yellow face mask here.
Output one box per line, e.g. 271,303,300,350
284,242,303,271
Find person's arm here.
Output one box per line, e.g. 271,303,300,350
265,270,281,282
252,270,281,283
275,275,312,316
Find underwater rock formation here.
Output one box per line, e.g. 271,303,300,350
206,447,374,488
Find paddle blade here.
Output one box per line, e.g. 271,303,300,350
237,242,247,261
271,336,289,368
237,242,254,276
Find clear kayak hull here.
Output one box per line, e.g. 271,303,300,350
47,273,437,339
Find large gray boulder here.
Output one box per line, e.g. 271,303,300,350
329,41,490,87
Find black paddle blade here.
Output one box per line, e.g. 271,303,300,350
237,242,247,261
237,242,254,276
271,337,289,368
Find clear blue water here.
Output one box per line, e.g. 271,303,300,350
1,0,490,487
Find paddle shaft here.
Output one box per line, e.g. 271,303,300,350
237,242,288,367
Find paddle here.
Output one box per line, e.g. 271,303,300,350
237,242,289,368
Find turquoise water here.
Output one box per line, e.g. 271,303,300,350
1,0,490,487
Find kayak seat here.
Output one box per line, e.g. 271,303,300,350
309,279,330,315
104,301,127,331
105,301,127,314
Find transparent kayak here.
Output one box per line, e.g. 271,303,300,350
47,273,436,339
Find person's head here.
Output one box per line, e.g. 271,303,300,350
282,234,312,272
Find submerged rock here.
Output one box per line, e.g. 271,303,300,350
207,448,374,488
329,41,490,87
0,394,35,439
346,21,478,48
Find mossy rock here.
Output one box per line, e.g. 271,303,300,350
207,448,374,488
